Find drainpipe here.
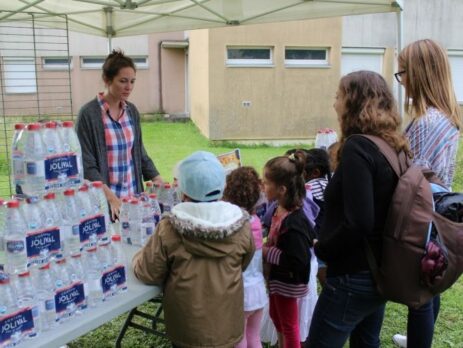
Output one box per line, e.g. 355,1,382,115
158,40,164,113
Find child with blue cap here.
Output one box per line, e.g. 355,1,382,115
133,151,255,348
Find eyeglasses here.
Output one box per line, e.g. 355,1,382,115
394,70,406,83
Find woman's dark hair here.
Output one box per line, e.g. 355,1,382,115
305,148,331,180
223,166,261,214
102,49,136,82
264,150,306,210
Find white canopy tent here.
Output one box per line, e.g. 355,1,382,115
0,0,404,109
0,1,402,38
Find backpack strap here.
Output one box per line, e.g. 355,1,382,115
359,134,409,176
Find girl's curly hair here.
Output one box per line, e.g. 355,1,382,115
223,166,261,214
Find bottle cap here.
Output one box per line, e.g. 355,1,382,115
39,263,51,270
62,121,74,128
14,123,25,130
164,183,171,189
45,121,57,129
148,193,158,199
0,271,10,284
18,271,31,278
63,189,75,196
111,234,121,242
92,181,103,188
78,185,89,192
121,196,131,203
130,198,139,205
27,123,41,131
6,200,20,208
44,192,56,200
145,181,153,187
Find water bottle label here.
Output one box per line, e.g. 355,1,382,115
44,153,78,181
6,240,25,253
0,308,34,346
146,226,154,236
25,228,60,266
26,161,45,176
153,214,160,224
101,265,126,296
79,214,106,244
54,282,85,318
45,299,55,311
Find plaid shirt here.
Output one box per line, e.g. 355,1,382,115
98,93,136,197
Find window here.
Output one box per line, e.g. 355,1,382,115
226,47,273,67
81,56,148,69
81,57,105,69
133,57,148,69
448,51,463,103
3,57,37,94
341,48,384,76
285,47,329,67
43,57,72,70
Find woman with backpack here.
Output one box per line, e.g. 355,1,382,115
392,39,461,348
307,70,409,347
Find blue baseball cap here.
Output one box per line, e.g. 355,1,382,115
178,151,225,202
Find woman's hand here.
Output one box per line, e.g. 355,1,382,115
103,184,121,221
152,175,164,187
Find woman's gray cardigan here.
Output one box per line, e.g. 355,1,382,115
76,98,159,194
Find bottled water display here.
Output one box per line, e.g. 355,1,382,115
58,121,84,188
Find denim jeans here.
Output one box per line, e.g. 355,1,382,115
407,295,440,348
307,272,386,348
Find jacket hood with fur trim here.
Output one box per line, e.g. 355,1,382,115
164,201,250,258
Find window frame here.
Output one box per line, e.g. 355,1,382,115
3,57,37,94
341,47,385,76
42,57,73,70
284,47,330,68
226,46,274,67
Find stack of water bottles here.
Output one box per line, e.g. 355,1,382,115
11,121,84,196
120,181,181,246
0,181,129,347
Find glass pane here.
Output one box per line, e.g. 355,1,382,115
285,49,326,60
227,48,270,60
82,58,105,64
44,58,70,65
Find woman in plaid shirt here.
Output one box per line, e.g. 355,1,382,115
76,50,163,220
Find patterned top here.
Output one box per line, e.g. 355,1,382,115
266,210,309,298
405,107,459,189
306,178,328,201
97,93,136,197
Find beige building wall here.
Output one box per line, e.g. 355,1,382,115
189,18,342,141
188,29,210,138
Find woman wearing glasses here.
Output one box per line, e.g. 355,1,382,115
393,39,461,348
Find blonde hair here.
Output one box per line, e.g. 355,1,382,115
398,39,461,129
337,71,410,159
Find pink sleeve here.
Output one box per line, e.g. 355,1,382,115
251,215,263,249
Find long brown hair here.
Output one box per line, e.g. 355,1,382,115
337,70,409,159
398,39,461,129
264,151,306,211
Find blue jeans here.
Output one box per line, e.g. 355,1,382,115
407,295,440,348
307,272,386,348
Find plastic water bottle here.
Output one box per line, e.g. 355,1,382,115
148,194,162,226
90,181,110,239
40,192,62,228
140,199,155,245
35,261,57,331
119,197,131,244
11,123,26,195
23,123,47,196
61,189,81,256
84,244,103,307
59,121,84,187
111,234,127,268
24,196,46,231
5,200,28,275
158,182,174,213
128,198,141,246
53,254,71,289
42,121,63,155
77,185,93,218
0,271,18,318
144,181,154,194
172,182,181,206
97,237,113,271
67,252,88,312
15,271,41,337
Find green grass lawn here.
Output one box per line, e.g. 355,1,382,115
69,120,463,348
